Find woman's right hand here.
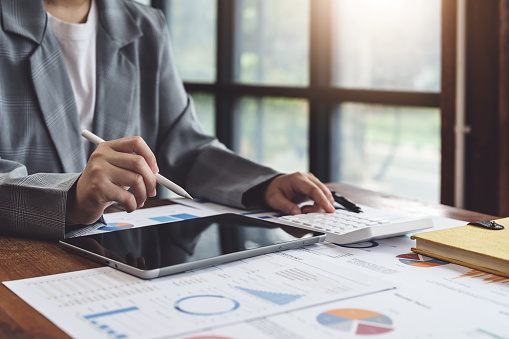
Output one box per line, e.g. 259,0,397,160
65,136,159,226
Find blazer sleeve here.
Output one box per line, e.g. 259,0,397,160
0,159,107,240
0,159,72,239
151,11,280,208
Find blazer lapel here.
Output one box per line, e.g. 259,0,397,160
5,0,144,166
93,0,142,144
5,0,87,173
1,0,45,43
30,31,87,173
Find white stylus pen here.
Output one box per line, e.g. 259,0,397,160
81,130,193,200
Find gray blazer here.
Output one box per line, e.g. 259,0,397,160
0,0,278,240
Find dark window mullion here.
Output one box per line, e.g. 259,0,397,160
215,0,236,149
440,0,457,206
184,83,440,108
309,0,333,181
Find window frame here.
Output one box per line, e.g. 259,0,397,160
154,0,446,202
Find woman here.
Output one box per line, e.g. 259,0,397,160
0,0,335,239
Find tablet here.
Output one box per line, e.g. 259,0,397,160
60,213,326,279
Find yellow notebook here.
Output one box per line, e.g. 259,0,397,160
411,217,509,278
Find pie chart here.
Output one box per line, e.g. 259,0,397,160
396,253,449,267
317,308,394,335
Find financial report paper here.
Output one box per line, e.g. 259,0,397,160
5,207,509,338
4,249,394,339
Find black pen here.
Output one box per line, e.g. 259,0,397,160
330,190,362,213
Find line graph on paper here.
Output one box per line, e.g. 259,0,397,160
451,269,509,285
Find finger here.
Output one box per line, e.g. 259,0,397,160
91,141,157,198
106,151,157,198
108,166,149,209
75,171,136,214
265,190,301,215
79,160,145,213
108,136,159,174
292,178,335,213
305,173,334,204
101,181,138,212
302,202,327,214
300,205,316,214
109,152,157,201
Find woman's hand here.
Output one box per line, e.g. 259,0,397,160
263,172,335,215
66,136,159,225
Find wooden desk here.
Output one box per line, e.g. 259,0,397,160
0,183,498,337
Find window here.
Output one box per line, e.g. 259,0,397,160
332,0,441,91
156,0,442,203
163,0,217,83
332,104,441,202
191,92,216,136
234,0,310,86
235,97,309,173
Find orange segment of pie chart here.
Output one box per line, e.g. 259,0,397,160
326,308,382,319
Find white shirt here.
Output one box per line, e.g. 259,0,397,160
47,0,98,152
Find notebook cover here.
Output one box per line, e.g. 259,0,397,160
410,217,509,277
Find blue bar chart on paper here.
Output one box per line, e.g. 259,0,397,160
4,252,394,339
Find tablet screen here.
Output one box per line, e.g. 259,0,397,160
62,213,322,271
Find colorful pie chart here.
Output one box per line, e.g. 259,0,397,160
396,253,449,267
317,308,394,335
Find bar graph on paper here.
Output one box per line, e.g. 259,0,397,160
4,252,393,339
82,306,140,339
